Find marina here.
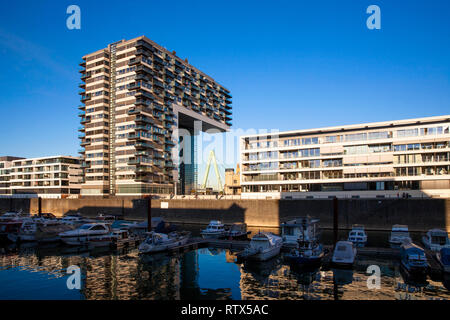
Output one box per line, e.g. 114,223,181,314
0,209,449,300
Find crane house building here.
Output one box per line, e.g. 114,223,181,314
240,115,450,199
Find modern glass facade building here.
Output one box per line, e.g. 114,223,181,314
240,115,450,199
78,36,232,196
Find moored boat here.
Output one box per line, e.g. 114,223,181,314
400,242,429,277
227,223,250,239
138,231,191,254
434,248,450,273
331,241,357,268
347,225,368,247
281,216,320,247
237,232,282,261
200,220,227,239
0,221,23,242
7,220,75,243
59,223,115,247
389,225,412,248
422,229,450,252
286,239,324,268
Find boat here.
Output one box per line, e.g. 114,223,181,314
422,229,450,252
286,239,324,268
331,241,357,268
434,248,450,273
227,223,250,239
0,211,31,222
237,232,283,261
200,220,227,238
7,220,75,243
138,231,191,254
95,213,117,222
0,221,24,242
59,223,116,247
281,216,320,247
347,225,368,247
400,242,429,277
389,225,412,248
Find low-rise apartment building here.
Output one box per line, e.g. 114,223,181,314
240,115,450,199
0,156,24,195
0,156,83,198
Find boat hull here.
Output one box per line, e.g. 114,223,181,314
247,245,281,262
401,261,428,277
201,231,227,239
139,236,189,254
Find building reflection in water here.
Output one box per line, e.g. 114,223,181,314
0,244,449,300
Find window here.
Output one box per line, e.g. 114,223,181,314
397,128,418,138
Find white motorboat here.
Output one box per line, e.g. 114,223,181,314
331,241,357,268
389,225,412,247
7,220,75,243
281,216,320,247
422,229,450,252
59,223,115,247
237,232,283,261
200,220,227,238
0,211,31,222
227,223,250,239
138,231,191,254
347,225,368,247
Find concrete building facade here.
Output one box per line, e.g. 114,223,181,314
78,36,232,196
224,165,241,195
240,115,450,199
0,156,82,198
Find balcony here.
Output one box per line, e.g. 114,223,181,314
78,104,85,110
128,58,140,66
80,117,90,124
78,126,85,132
135,142,154,149
81,94,91,102
78,111,85,117
135,115,154,124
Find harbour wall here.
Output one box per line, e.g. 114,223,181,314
0,197,448,232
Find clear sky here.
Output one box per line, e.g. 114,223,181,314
0,0,449,177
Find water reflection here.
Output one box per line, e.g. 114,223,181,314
0,243,449,300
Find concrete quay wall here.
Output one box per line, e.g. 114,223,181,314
0,197,448,232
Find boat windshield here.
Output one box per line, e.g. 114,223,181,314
79,224,92,229
408,253,426,261
393,232,409,237
432,236,448,245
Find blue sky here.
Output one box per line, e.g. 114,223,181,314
0,0,449,171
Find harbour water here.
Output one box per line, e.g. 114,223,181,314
1,228,449,300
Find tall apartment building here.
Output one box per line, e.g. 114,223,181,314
1,156,83,198
79,36,232,196
240,115,450,199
